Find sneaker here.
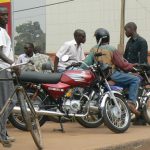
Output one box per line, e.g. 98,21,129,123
0,139,12,147
127,101,141,116
7,136,15,142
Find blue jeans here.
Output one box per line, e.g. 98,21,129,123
111,71,141,103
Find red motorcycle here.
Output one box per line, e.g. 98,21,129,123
12,56,130,133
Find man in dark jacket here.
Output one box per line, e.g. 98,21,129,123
124,22,148,64
124,22,148,125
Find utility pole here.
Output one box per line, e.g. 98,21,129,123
11,0,14,54
118,0,125,52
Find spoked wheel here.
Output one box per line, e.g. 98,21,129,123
103,94,131,133
16,88,43,149
24,90,43,149
76,111,103,128
142,89,150,124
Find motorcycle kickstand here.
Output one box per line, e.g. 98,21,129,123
53,116,65,133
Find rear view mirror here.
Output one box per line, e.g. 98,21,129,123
61,55,69,62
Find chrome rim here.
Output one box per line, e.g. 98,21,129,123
105,97,129,128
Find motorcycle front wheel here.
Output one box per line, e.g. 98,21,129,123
103,94,131,133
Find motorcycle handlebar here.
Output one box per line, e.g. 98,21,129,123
0,60,33,72
65,62,82,70
133,64,150,72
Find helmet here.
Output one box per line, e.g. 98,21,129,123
94,28,110,44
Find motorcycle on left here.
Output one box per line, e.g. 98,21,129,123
11,54,131,133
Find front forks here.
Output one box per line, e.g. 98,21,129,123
104,79,122,114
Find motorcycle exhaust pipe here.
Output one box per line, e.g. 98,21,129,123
13,106,87,117
13,105,99,118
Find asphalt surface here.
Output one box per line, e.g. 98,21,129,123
1,122,150,150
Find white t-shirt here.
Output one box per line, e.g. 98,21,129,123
0,27,13,69
56,40,85,70
17,53,33,63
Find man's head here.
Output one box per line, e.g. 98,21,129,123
24,42,34,57
74,29,86,45
124,22,137,38
0,6,8,28
94,28,110,45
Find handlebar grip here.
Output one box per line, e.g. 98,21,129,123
66,65,73,70
66,62,82,70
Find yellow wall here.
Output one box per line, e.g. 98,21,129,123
0,0,10,3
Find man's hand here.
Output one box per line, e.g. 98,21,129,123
12,66,21,76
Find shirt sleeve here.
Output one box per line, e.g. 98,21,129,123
81,52,94,69
113,50,134,71
139,40,148,64
17,55,22,63
0,29,7,47
56,43,70,59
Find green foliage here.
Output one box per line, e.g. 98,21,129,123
14,21,46,55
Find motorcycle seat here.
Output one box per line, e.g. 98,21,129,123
19,71,62,84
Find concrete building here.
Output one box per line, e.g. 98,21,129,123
45,0,150,53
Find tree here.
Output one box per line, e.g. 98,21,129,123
14,21,46,55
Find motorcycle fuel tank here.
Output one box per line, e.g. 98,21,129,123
60,70,95,86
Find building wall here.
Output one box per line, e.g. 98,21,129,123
46,0,150,53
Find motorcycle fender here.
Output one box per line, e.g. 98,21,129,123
99,91,122,109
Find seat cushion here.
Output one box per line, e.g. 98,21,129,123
19,71,62,84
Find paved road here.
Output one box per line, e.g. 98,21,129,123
1,122,150,150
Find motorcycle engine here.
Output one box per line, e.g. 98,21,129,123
62,87,84,114
63,99,80,114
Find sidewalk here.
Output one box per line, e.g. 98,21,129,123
1,122,150,150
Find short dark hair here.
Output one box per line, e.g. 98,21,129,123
25,42,34,49
125,22,137,31
74,29,85,37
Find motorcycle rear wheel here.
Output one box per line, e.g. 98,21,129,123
76,111,103,128
9,90,47,131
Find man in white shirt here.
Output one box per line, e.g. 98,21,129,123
18,42,35,63
0,6,19,147
17,42,36,71
18,42,53,72
54,29,86,72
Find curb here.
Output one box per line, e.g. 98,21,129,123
96,138,150,150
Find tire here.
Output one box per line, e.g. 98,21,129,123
9,89,47,131
23,88,43,149
142,99,150,125
142,88,150,125
76,88,103,128
103,94,131,133
29,115,43,150
76,111,103,128
16,89,31,131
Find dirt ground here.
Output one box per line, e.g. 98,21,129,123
1,122,150,150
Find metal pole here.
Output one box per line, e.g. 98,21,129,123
118,0,125,52
11,0,15,56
